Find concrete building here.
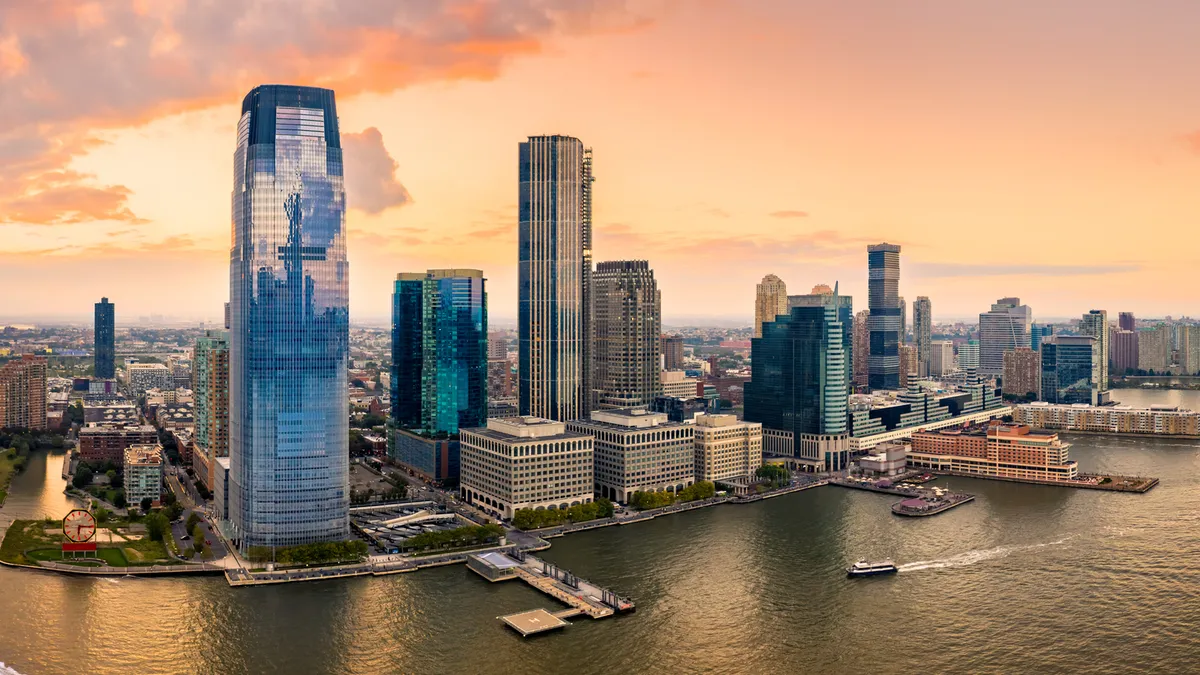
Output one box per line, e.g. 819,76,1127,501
1178,325,1200,375
979,298,1032,376
78,423,158,467
898,296,907,344
94,297,115,380
1118,312,1136,331
754,274,788,339
867,243,902,389
1015,402,1200,437
661,370,700,398
0,355,47,430
214,456,231,521
1030,323,1054,351
899,344,919,387
909,423,1077,482
929,341,956,376
1110,329,1139,376
488,333,513,400
661,335,684,371
651,395,710,423
1041,336,1099,405
567,408,694,503
593,260,662,409
852,309,870,388
389,428,460,485
1138,325,1171,372
127,363,173,396
958,340,980,371
913,296,932,377
692,413,763,484
858,442,908,476
124,444,164,507
1002,347,1041,399
460,417,594,520
1080,310,1109,389
192,331,229,491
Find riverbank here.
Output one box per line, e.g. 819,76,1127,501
926,470,1158,493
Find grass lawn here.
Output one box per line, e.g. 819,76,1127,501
0,520,61,565
0,450,22,506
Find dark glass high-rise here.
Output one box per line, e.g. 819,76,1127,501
94,297,115,379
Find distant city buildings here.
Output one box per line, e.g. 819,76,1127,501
0,354,47,430
692,413,763,485
1040,335,1099,405
867,243,902,390
1110,329,1139,375
1118,312,1136,331
957,340,980,371
124,444,164,507
979,297,1032,376
899,345,918,387
913,296,932,377
1177,325,1200,375
1030,322,1054,351
852,309,870,388
487,333,513,400
1080,310,1109,389
908,423,1078,482
1002,347,1041,399
78,423,158,466
661,369,700,398
929,340,956,376
1138,325,1170,372
661,334,684,371
192,331,229,492
519,135,592,421
127,363,172,396
754,274,788,339
94,297,115,379
1016,401,1200,437
593,261,661,409
567,408,694,503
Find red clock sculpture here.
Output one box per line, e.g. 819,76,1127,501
62,509,98,554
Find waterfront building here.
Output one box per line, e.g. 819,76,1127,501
789,285,854,395
899,345,919,387
1002,347,1041,399
913,296,931,377
567,408,694,503
908,423,1077,482
929,340,956,376
0,355,47,430
1119,312,1136,331
519,135,593,421
1040,335,1099,405
391,269,488,434
94,297,115,380
389,428,460,485
661,370,700,398
124,444,164,507
593,261,661,409
1080,310,1109,389
459,417,594,520
78,423,158,466
979,298,1032,376
1030,322,1054,351
228,85,351,550
958,340,980,371
754,274,788,339
127,363,172,396
1137,325,1170,372
1178,325,1200,375
852,309,870,388
745,296,850,471
845,374,1008,451
1015,401,1200,437
192,331,229,491
661,334,684,370
1110,329,1139,375
692,413,763,484
858,442,908,476
867,243,902,389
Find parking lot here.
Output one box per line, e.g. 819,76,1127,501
350,503,471,554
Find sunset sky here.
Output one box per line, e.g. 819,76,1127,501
3,0,1200,325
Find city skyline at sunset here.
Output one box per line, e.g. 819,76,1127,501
4,1,1200,323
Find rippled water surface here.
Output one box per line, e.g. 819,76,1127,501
1,390,1198,674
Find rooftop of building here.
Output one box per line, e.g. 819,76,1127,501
694,413,760,429
572,408,685,431
916,422,1057,439
124,444,163,466
80,422,156,433
463,417,592,442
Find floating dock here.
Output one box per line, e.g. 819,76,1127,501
499,608,570,637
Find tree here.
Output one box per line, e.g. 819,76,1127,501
145,513,169,541
72,465,93,489
140,497,153,514
94,507,111,524
164,503,184,522
114,493,127,509
186,512,201,533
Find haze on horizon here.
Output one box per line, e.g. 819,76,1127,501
3,1,1199,323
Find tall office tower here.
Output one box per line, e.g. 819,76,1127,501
1040,335,1099,405
1030,322,1054,351
593,261,661,409
789,285,853,396
899,344,918,387
913,296,932,377
488,334,508,361
898,296,907,343
519,135,592,421
94,297,115,379
1118,312,1136,332
1179,325,1200,375
979,297,1032,376
852,309,870,387
661,334,685,371
224,302,231,330
958,340,980,370
1138,325,1170,372
392,269,488,433
1110,329,1139,375
192,331,229,492
1080,310,1109,389
0,355,48,430
487,333,512,400
228,85,350,550
754,274,788,338
929,340,956,375
1002,347,1041,399
745,293,850,471
867,243,902,389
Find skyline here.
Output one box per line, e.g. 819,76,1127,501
5,1,1200,322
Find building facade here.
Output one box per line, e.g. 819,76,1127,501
754,274,788,339
867,243,902,390
389,428,460,485
908,423,1077,482
460,417,594,519
958,340,980,371
899,344,919,387
592,261,662,409
1030,323,1054,351
692,414,763,484
1137,326,1170,372
94,297,115,380
1015,402,1200,437
913,296,931,377
228,84,351,550
1002,347,1041,399
1179,325,1200,375
661,334,684,370
1040,335,1099,405
192,331,229,491
1080,310,1109,389
788,286,854,396
78,423,158,466
567,409,694,503
1110,329,1139,375
0,355,47,430
929,340,956,375
124,444,164,507
519,135,593,421
852,309,870,388
128,363,173,396
1118,312,1135,331
979,298,1032,376
661,369,700,398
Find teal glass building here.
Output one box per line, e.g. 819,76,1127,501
227,85,350,551
94,297,115,379
1040,335,1098,405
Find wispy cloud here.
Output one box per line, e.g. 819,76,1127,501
342,128,411,214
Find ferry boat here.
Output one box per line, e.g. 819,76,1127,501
846,559,898,577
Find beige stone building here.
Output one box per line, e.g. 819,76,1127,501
754,274,788,339
692,414,763,484
1002,347,1041,398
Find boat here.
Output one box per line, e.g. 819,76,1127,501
846,559,898,577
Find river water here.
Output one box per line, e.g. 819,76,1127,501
1,391,1198,674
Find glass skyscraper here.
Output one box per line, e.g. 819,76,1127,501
94,297,114,379
391,269,488,434
1040,335,1099,405
867,243,902,390
227,85,349,551
518,135,593,421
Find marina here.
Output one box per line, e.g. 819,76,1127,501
830,476,977,517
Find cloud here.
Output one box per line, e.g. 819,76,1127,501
912,262,1142,278
769,210,809,219
342,127,411,214
0,173,144,225
0,0,658,226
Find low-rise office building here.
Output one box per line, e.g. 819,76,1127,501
79,423,158,466
567,408,694,503
692,414,763,485
858,442,908,476
908,423,1077,482
124,444,164,507
460,418,594,520
389,427,461,485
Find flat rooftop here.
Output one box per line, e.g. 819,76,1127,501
500,608,570,637
475,551,522,570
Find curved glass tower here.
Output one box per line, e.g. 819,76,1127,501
228,85,349,551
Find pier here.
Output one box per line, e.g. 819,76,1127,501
830,476,976,517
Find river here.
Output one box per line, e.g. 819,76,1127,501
1,391,1198,674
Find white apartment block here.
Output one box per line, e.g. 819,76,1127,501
460,417,594,520
1015,402,1200,437
567,408,694,503
692,414,763,484
124,444,164,507
661,369,700,398
127,363,173,395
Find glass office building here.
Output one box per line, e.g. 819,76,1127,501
867,243,902,390
227,85,350,550
94,297,115,379
1040,336,1098,405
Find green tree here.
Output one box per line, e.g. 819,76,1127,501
164,502,184,521
186,512,201,533
140,497,153,514
144,513,169,541
72,465,93,489
113,492,127,509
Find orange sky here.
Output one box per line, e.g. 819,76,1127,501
2,0,1199,324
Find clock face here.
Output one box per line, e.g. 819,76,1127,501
63,509,97,543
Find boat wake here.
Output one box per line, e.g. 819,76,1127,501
0,662,26,675
898,538,1072,573
99,577,120,584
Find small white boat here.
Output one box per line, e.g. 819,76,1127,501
846,559,898,577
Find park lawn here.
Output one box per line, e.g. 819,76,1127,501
0,451,20,506
0,520,61,565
